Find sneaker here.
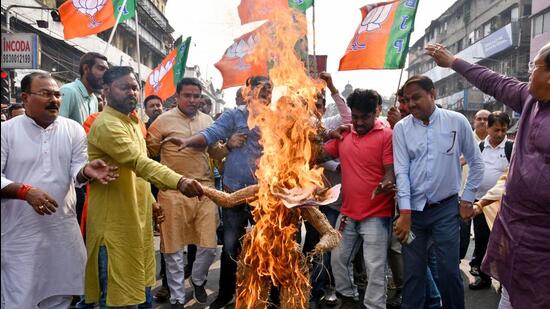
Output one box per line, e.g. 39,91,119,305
469,265,480,276
192,280,208,304
208,293,235,309
323,286,338,306
170,300,184,309
154,286,170,303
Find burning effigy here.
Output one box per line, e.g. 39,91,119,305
201,5,341,309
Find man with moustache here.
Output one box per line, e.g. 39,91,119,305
427,42,550,309
146,78,227,306
162,75,272,308
1,72,118,308
144,94,164,128
84,67,204,308
393,75,483,309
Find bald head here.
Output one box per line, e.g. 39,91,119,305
529,42,550,101
473,109,490,138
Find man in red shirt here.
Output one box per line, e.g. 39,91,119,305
324,89,395,309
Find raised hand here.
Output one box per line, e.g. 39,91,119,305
425,43,456,68
319,71,337,94
387,106,401,129
25,187,58,215
84,159,119,184
161,136,189,151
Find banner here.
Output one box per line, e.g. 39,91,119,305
339,0,419,70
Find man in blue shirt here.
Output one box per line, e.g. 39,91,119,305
392,75,483,309
162,76,271,308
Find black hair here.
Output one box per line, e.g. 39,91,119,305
143,95,162,108
176,77,202,94
315,91,326,107
79,52,108,77
246,75,270,89
346,89,379,115
403,75,435,93
20,72,52,93
8,103,24,116
545,50,550,69
397,86,404,97
488,111,510,128
103,66,135,85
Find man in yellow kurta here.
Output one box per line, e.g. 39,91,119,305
84,66,204,307
146,78,227,306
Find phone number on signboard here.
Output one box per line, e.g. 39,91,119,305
2,54,32,64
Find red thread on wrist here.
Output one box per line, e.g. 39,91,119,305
16,184,32,200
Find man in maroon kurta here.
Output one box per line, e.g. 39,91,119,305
427,42,550,308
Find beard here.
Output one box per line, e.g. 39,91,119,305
87,75,103,91
110,96,137,114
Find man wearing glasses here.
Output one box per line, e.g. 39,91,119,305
392,74,484,309
427,42,550,309
1,72,118,308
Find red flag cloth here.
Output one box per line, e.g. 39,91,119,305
215,27,268,89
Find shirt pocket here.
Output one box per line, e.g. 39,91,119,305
438,131,457,155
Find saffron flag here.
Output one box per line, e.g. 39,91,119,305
144,37,191,101
339,0,419,70
238,0,288,25
215,28,268,89
59,0,136,40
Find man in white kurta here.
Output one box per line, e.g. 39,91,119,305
1,72,115,308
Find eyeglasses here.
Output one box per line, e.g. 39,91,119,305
29,90,61,99
528,61,545,73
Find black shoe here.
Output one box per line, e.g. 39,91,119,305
469,277,491,290
469,265,480,276
323,286,338,306
337,293,360,309
387,288,402,308
154,286,171,303
170,300,184,309
192,280,208,304
209,293,235,309
184,264,193,279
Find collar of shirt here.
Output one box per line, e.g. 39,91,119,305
350,119,385,136
483,136,507,149
103,106,139,124
75,79,92,99
411,106,440,127
22,114,59,130
175,106,197,120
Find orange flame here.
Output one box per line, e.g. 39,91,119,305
235,5,326,309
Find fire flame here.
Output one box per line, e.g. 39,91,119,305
236,5,326,309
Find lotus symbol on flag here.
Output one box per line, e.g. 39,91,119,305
72,0,107,29
225,34,258,71
352,3,393,50
148,56,175,93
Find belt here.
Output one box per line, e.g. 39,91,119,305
425,194,458,208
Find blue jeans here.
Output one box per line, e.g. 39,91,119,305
426,244,442,309
331,216,390,309
77,246,153,308
218,204,254,297
302,207,340,300
402,196,464,309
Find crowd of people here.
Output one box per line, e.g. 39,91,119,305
1,42,548,309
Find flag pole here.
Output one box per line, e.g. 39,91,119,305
393,67,404,107
103,0,129,55
133,3,144,120
312,0,318,75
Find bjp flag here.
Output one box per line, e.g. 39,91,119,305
59,0,136,40
144,37,191,101
238,0,288,25
215,28,268,89
339,0,419,70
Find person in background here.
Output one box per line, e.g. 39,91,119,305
427,42,550,309
144,95,163,128
306,71,351,307
235,87,245,106
199,95,213,116
83,66,204,308
393,74,484,309
469,111,513,291
1,72,117,308
7,103,25,119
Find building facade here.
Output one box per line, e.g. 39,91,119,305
407,0,535,121
530,0,550,60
